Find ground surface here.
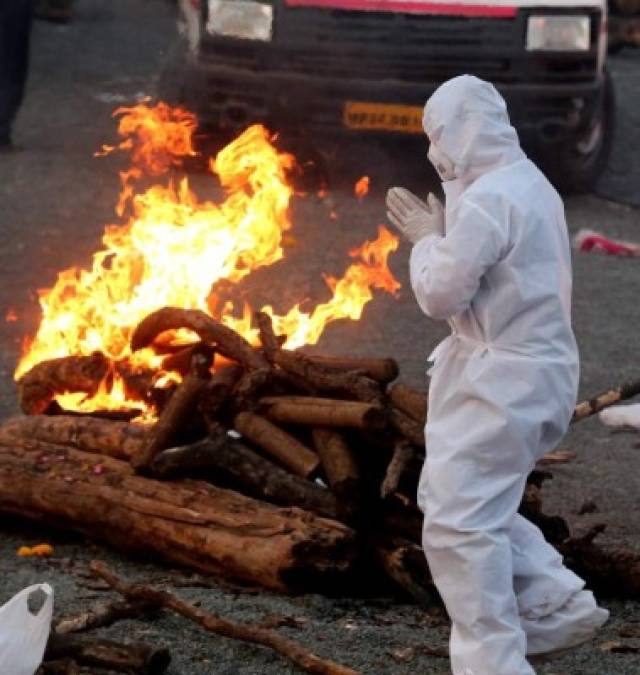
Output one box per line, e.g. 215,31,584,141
1,2,640,673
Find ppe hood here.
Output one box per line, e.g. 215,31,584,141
423,75,525,184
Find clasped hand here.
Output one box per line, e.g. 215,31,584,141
386,187,445,244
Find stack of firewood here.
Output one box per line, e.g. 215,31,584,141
2,306,640,603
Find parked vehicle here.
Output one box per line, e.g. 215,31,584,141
177,0,613,192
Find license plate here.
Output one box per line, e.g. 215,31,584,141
343,102,424,134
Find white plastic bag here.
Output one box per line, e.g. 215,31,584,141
0,584,54,675
599,403,640,431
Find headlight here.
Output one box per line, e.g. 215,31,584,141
526,16,591,52
207,0,273,41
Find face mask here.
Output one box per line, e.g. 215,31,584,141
428,143,456,182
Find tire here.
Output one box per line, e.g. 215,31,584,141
542,70,615,194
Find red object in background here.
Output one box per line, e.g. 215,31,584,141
578,233,640,257
284,0,517,17
190,0,202,9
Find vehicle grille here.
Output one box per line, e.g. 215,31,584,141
200,5,601,85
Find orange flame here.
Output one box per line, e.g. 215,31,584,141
354,175,370,200
15,103,399,413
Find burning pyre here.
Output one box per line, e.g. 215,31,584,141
14,102,400,416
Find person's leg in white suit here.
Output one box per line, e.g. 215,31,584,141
421,421,537,674
510,514,609,655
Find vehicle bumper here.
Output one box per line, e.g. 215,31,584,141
189,57,605,148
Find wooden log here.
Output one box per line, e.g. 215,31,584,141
55,599,155,634
390,408,425,447
0,415,148,461
45,405,142,422
161,343,215,376
388,384,427,426
234,412,320,478
300,355,399,384
374,537,435,605
311,429,359,499
572,378,640,423
0,441,355,592
150,433,340,520
90,561,361,675
274,351,383,404
255,312,382,404
131,307,267,370
131,352,212,471
381,441,416,500
260,397,387,431
45,632,170,674
18,353,110,415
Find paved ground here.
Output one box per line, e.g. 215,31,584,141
1,2,640,673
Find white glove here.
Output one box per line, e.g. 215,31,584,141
386,187,445,244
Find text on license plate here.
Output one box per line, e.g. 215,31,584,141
343,102,424,134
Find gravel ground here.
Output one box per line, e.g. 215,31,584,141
1,2,640,673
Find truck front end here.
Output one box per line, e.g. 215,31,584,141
181,0,611,191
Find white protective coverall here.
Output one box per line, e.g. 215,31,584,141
410,76,608,675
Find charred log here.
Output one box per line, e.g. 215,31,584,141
131,307,267,370
18,354,110,415
150,432,340,520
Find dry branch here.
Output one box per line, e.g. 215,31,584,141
234,412,320,478
537,450,577,466
260,396,387,430
151,433,340,519
572,379,640,422
18,354,110,415
131,307,267,370
0,441,354,592
90,561,360,675
55,599,155,634
0,415,148,461
388,384,427,426
46,632,170,674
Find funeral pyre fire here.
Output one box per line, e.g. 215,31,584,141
14,102,400,416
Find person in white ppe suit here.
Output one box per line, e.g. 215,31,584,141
386,75,608,675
